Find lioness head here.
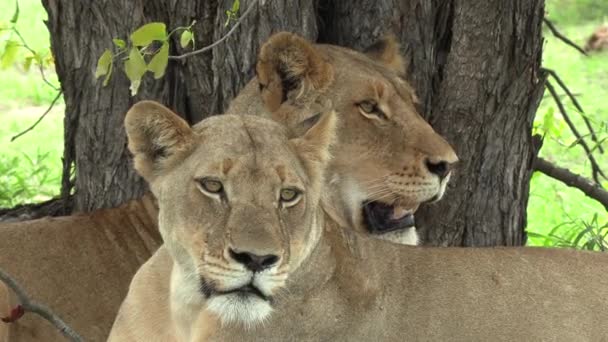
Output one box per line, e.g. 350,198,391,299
251,32,458,242
125,101,335,326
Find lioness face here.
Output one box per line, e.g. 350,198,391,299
256,32,458,239
125,101,335,327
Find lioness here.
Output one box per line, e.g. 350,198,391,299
0,32,456,341
229,32,458,244
110,101,608,341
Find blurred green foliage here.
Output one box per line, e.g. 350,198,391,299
527,0,607,249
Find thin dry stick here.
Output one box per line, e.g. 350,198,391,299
10,90,63,142
543,67,604,154
0,268,83,342
168,0,262,61
545,80,606,184
534,157,608,211
543,18,588,56
12,28,60,91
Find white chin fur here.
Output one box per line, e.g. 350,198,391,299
376,227,419,246
206,294,273,329
435,173,451,201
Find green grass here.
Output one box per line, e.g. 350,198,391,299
0,0,62,207
545,0,608,27
0,103,63,207
526,4,608,249
0,0,59,106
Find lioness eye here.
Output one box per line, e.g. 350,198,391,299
359,100,377,113
358,100,387,120
279,188,301,206
200,178,223,194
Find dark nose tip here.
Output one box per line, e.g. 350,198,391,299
229,248,279,272
425,159,450,179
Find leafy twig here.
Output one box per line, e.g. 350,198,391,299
11,28,60,91
543,18,588,56
10,91,63,142
544,80,606,184
168,0,262,61
543,67,604,154
0,268,83,342
533,157,608,211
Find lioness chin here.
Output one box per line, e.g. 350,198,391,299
109,101,608,342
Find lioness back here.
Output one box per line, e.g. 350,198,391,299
0,196,160,342
0,282,8,342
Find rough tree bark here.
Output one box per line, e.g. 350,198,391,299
41,0,545,247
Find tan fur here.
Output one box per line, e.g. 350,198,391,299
0,283,9,342
109,101,335,340
125,101,195,183
362,34,407,75
584,25,608,52
0,196,160,342
110,101,608,342
0,33,457,340
231,32,458,243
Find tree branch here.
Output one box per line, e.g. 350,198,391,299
11,28,61,91
542,67,603,154
0,268,83,342
534,157,608,211
168,0,262,61
543,18,588,56
10,90,63,142
544,80,606,184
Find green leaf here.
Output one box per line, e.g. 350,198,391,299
112,38,126,49
33,52,43,65
231,0,240,13
124,47,147,95
180,30,193,48
224,11,232,27
147,42,169,79
541,107,555,136
103,59,113,87
10,1,19,24
224,0,240,26
129,79,141,96
95,49,113,79
23,56,34,72
130,22,167,46
44,53,55,67
1,40,19,69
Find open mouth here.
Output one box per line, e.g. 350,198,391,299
362,201,416,234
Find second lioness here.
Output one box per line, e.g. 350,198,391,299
230,32,458,244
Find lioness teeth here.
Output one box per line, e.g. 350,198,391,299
391,206,412,220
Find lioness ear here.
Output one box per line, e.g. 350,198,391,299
256,32,334,112
364,34,407,75
124,100,194,183
290,110,337,180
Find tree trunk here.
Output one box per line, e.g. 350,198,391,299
42,0,545,246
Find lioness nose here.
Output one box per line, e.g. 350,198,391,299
425,159,450,179
229,248,279,272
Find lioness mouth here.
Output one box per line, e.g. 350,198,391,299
362,201,415,234
221,284,270,301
